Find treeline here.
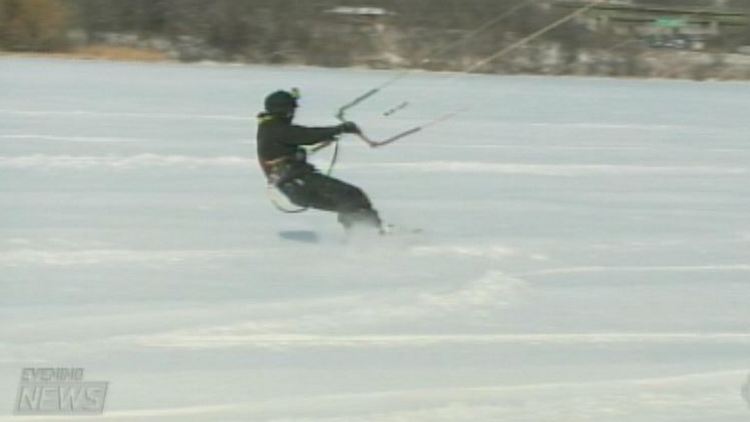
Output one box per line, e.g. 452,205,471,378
78,0,561,60
1,0,749,77
0,0,70,51
0,0,575,61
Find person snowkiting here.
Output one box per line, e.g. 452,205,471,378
257,89,383,232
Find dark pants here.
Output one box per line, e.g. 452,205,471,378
278,171,381,230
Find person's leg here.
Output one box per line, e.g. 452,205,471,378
278,177,336,211
336,208,381,231
279,173,381,230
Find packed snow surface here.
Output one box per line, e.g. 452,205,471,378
1,58,749,421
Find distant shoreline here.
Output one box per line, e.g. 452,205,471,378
0,46,170,63
3,48,750,84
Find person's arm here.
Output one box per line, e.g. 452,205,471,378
283,125,339,146
283,122,361,146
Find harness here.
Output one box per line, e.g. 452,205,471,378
262,154,300,184
261,151,309,213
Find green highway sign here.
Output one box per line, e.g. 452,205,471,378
655,17,686,28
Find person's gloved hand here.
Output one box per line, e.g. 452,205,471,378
337,121,361,134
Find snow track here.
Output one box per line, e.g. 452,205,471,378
1,58,749,421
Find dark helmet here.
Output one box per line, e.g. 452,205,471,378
264,89,299,115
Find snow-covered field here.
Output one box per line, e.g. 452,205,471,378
1,57,749,421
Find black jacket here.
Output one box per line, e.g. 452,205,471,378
256,113,341,178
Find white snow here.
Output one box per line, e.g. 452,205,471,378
1,58,749,421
